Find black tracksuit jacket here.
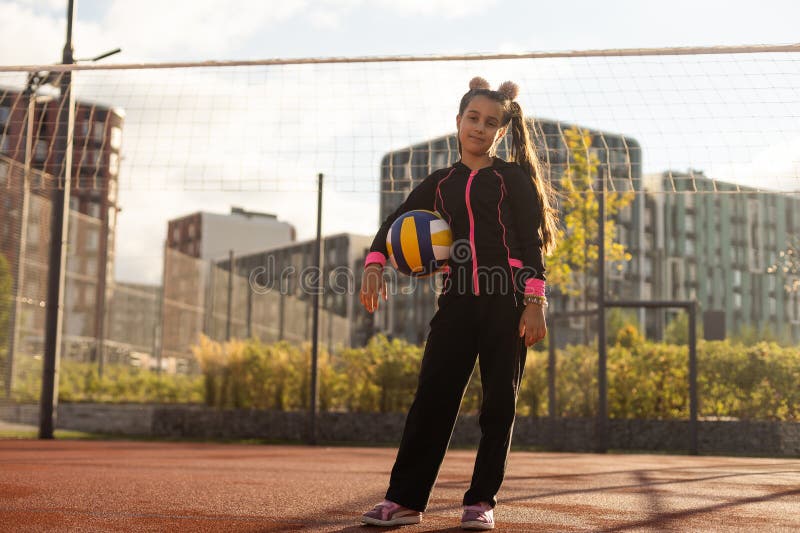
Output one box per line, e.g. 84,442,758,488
369,157,546,297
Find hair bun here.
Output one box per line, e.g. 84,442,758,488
497,81,519,100
469,77,491,91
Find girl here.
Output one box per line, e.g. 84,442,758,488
359,77,559,530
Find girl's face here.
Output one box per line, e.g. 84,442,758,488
456,95,507,159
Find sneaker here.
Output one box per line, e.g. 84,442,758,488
461,503,494,530
361,499,421,526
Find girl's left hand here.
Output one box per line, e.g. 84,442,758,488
519,303,547,347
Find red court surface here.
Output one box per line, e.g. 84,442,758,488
0,439,798,532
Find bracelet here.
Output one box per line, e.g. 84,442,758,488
523,295,548,307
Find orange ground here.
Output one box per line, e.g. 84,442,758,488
0,440,798,532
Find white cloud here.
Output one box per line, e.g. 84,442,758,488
309,10,342,30
103,0,307,60
374,0,498,18
0,2,64,65
709,135,800,192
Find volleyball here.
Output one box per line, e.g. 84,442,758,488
386,210,452,277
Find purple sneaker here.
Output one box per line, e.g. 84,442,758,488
461,503,494,530
361,499,421,526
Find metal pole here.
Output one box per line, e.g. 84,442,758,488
309,173,323,445
547,317,556,419
688,302,698,455
226,250,234,341
246,273,252,339
597,166,608,453
40,0,75,439
155,242,166,374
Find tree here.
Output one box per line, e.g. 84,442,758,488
767,236,799,294
545,127,635,343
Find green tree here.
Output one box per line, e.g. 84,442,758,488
767,236,799,294
546,127,635,343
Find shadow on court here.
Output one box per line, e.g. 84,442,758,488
0,439,798,532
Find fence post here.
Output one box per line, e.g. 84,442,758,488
688,302,698,455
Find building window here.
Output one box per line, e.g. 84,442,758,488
788,285,800,323
107,206,116,230
92,121,105,143
108,179,117,203
109,152,119,176
668,259,684,300
86,229,99,251
0,106,9,126
85,258,97,276
747,199,762,272
109,126,122,150
88,202,101,219
685,214,695,233
685,237,695,256
0,134,9,154
85,149,99,166
34,139,48,162
0,161,7,186
27,221,39,245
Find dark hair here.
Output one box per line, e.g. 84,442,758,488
458,81,560,255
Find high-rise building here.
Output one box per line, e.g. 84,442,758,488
159,208,296,371
217,233,375,350
0,86,123,369
644,170,800,342
166,207,296,261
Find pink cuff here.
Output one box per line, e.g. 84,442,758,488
524,278,546,297
364,252,386,268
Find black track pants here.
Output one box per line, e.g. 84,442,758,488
384,292,527,512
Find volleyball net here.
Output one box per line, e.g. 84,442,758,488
0,45,798,422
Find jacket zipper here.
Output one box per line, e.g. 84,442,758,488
465,169,479,295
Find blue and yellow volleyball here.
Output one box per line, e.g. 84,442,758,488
387,210,452,277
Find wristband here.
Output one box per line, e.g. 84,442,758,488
523,295,548,307
524,278,546,297
364,252,386,268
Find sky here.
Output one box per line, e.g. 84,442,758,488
1,0,799,284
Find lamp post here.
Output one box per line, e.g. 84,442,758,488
39,0,121,439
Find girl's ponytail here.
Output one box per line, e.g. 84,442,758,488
507,101,560,255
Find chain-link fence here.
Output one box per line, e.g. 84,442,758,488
1,46,799,443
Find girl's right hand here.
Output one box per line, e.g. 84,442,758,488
359,263,387,313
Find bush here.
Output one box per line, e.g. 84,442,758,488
8,353,203,404
11,331,799,422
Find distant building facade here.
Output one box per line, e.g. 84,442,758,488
376,123,799,345
0,87,124,373
218,233,375,350
644,170,800,342
166,206,296,261
160,208,297,372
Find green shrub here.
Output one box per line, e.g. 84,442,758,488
9,330,798,422
8,353,203,404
